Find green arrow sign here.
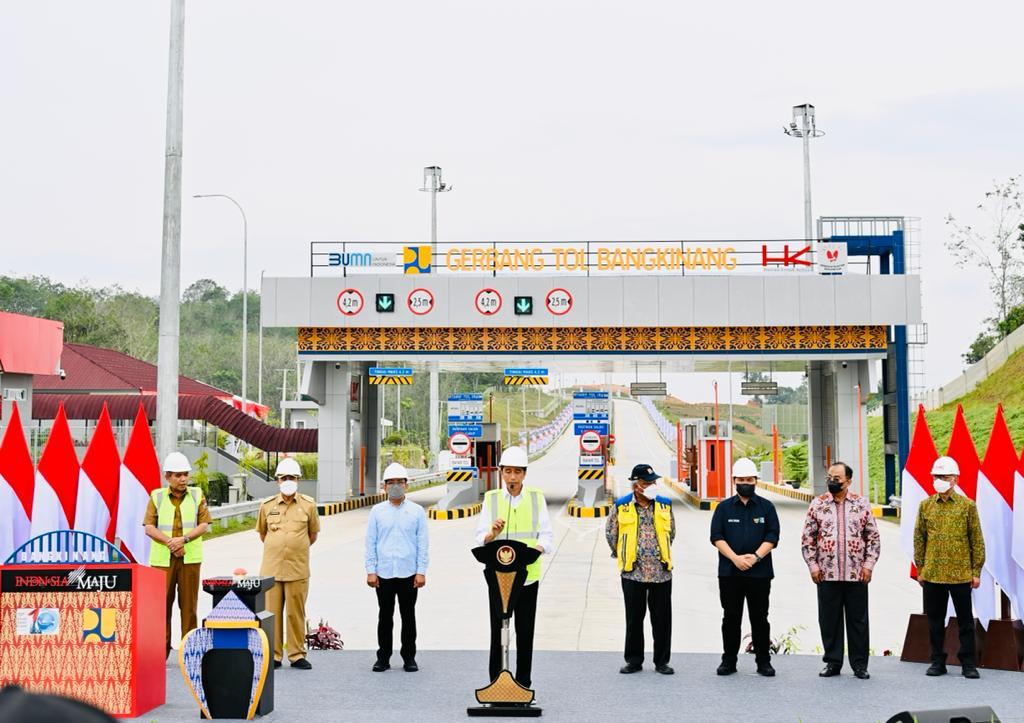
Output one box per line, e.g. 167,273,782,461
514,296,533,315
376,293,395,312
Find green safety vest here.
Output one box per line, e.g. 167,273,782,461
148,487,204,566
485,486,543,583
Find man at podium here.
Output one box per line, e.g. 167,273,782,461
474,446,553,688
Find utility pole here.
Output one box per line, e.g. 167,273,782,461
258,269,264,405
276,368,290,428
156,0,185,461
784,104,824,241
419,166,451,467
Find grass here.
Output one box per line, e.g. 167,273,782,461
654,398,774,455
206,515,258,539
487,388,569,445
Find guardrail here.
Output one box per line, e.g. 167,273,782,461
641,398,677,451
519,403,573,457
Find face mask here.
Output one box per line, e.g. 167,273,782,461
735,483,756,498
827,481,844,495
279,480,298,496
387,484,406,501
641,484,658,500
933,479,952,494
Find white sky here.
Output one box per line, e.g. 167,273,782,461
2,1,1022,403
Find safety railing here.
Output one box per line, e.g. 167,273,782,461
519,403,573,457
640,398,677,451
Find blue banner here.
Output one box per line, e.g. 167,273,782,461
573,391,609,399
504,368,548,376
448,393,484,401
574,422,609,435
369,367,413,376
447,414,484,422
447,424,483,438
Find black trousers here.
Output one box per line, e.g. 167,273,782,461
375,576,418,664
922,581,976,667
719,576,772,665
621,577,672,666
817,581,869,670
489,582,538,687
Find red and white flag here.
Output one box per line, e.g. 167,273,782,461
30,404,80,536
74,404,121,542
900,405,938,576
115,404,160,564
946,405,986,623
0,403,35,563
1013,446,1024,614
976,405,1019,626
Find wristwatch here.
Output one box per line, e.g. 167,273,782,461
753,552,762,563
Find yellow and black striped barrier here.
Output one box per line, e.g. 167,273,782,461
318,493,386,516
428,502,482,520
503,375,549,386
566,497,613,518
369,375,413,385
446,469,475,482
577,468,605,480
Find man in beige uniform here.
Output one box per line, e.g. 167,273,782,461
143,451,212,657
258,457,320,669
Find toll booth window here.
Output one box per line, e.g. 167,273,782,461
709,443,716,471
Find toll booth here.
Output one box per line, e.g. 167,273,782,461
697,419,733,500
475,423,502,492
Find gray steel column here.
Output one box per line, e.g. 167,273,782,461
156,0,185,460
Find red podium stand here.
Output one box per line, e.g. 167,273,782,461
0,532,166,718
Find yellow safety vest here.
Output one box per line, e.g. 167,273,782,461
485,486,543,583
614,494,673,573
148,487,204,566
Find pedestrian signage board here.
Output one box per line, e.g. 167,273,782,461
574,422,609,436
579,455,605,467
630,382,667,396
579,430,602,453
449,432,472,456
451,456,474,469
447,424,483,438
741,381,779,396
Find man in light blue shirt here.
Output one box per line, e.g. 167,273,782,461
365,462,429,672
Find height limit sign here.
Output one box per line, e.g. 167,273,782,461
545,288,572,315
475,288,502,316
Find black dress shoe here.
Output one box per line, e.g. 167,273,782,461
756,663,776,677
372,661,390,672
853,669,870,680
716,662,737,676
619,663,642,674
291,658,312,670
962,666,980,679
655,664,674,675
273,660,282,669
925,663,947,676
403,661,419,672
819,664,841,677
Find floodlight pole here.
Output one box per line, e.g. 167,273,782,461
784,104,824,241
420,166,451,466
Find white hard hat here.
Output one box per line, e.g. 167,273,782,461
499,446,529,468
275,457,302,478
163,451,192,473
382,462,409,481
732,457,759,478
931,456,960,476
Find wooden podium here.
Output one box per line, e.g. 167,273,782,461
468,539,542,718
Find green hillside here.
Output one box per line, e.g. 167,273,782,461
868,345,1024,503
654,398,774,454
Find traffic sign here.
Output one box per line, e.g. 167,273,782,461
579,454,605,467
451,456,474,469
630,382,667,397
741,381,779,396
573,391,610,420
375,293,395,313
573,391,609,399
545,288,573,315
336,289,364,316
449,433,472,456
448,393,484,422
447,468,478,482
514,296,533,315
407,288,435,315
504,367,548,386
448,424,483,438
475,288,503,315
579,430,602,453
574,422,609,436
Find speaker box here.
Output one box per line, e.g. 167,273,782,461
886,705,1000,723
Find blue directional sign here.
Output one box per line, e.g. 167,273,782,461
448,424,483,438
573,391,609,399
574,422,609,436
449,393,484,401
504,368,548,376
369,367,412,376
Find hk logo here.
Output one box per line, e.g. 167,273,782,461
403,246,432,274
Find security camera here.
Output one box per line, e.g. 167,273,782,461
841,361,848,369
58,368,67,380
334,362,341,370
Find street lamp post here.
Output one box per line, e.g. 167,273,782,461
783,104,824,241
258,269,265,406
419,167,451,466
194,194,248,412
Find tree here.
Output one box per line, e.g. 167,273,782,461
946,176,1024,337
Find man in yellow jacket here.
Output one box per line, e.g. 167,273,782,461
474,446,553,688
143,451,211,657
605,463,676,675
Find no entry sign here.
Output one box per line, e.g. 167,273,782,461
449,432,472,456
579,430,602,453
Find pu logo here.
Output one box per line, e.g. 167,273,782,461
403,246,432,274
826,249,839,262
82,607,117,643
